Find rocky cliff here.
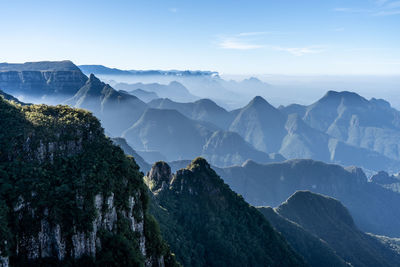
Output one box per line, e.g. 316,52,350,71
0,97,178,266
0,61,87,97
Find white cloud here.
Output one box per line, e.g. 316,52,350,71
219,39,264,50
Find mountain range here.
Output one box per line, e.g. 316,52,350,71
216,159,400,237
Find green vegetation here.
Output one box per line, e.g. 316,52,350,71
148,158,305,267
0,98,177,266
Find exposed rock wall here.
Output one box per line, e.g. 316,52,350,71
0,70,87,96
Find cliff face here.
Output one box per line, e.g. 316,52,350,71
0,98,178,266
0,61,87,97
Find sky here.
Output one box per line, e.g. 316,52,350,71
0,0,399,75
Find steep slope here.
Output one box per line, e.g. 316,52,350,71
66,74,147,136
216,159,400,237
258,207,349,267
0,98,178,266
279,114,331,161
148,98,233,129
122,108,215,161
229,96,287,153
276,191,400,267
0,89,26,105
202,130,281,167
111,137,151,173
0,61,87,98
146,159,306,267
303,91,400,161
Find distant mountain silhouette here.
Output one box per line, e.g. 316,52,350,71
114,81,198,102
126,88,159,102
297,91,400,162
122,108,213,161
202,130,283,167
148,97,233,129
229,96,287,153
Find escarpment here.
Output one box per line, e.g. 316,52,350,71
0,61,88,97
0,97,178,266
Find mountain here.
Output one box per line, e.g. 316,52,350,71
279,114,331,161
114,81,198,102
0,97,178,266
229,94,400,172
229,96,287,153
279,113,399,171
122,108,214,162
0,60,87,98
111,137,151,173
148,98,233,129
274,191,400,267
122,106,278,167
66,74,147,136
216,159,400,237
302,91,400,161
370,171,400,193
79,65,218,77
146,159,306,267
127,89,159,102
258,206,349,267
202,130,283,167
78,65,133,75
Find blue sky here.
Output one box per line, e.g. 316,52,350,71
0,0,399,74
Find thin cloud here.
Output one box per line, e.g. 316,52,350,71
272,46,325,56
219,39,264,50
169,7,178,13
237,31,271,36
334,0,400,16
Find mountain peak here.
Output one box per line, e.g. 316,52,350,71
246,95,278,110
321,90,367,104
88,73,100,82
250,95,268,104
146,161,172,192
277,190,356,229
188,157,211,171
